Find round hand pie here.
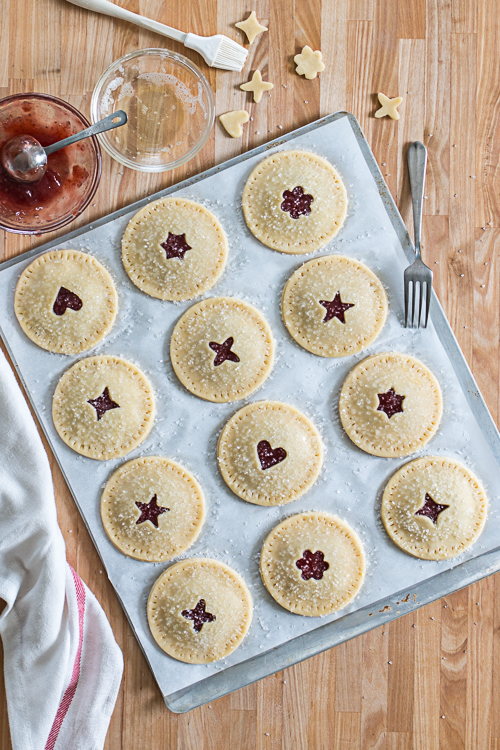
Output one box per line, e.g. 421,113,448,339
217,401,323,506
381,456,487,560
122,196,228,301
339,352,442,457
52,355,155,460
170,297,274,403
101,456,205,562
282,255,388,357
242,150,347,254
147,558,253,663
260,512,365,616
14,249,117,354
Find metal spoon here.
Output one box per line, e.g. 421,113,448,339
1,110,128,184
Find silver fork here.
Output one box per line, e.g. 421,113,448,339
404,141,433,328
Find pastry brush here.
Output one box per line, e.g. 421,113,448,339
65,0,248,71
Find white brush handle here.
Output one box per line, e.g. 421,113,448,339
65,0,187,43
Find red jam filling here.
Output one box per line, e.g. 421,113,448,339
296,550,330,581
182,599,216,633
377,387,405,419
53,286,83,316
415,493,449,525
319,292,355,323
257,440,287,470
160,232,192,260
135,494,169,528
87,386,120,421
209,336,240,367
280,186,314,219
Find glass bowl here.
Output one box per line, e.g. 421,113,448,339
91,48,215,173
0,94,101,234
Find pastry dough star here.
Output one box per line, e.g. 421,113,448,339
219,110,249,138
235,11,268,44
294,45,325,80
375,92,403,120
240,70,274,103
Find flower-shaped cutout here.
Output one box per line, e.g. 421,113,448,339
296,549,330,581
294,46,325,80
281,186,314,219
240,70,274,103
235,11,268,44
161,232,192,260
182,599,216,632
375,92,403,120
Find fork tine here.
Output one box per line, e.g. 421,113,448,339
424,281,432,328
404,276,410,327
417,281,424,328
410,279,416,328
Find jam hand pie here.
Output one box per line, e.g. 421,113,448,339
147,559,253,664
170,297,274,403
260,512,365,616
242,150,347,254
217,401,323,506
14,249,117,355
381,456,487,560
339,352,442,457
282,255,388,357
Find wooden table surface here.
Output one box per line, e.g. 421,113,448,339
1,0,499,747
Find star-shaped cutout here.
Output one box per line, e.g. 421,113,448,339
377,387,405,419
240,70,274,103
87,386,120,421
182,599,216,632
135,494,169,528
319,292,355,323
235,11,268,44
294,46,325,80
161,232,192,260
375,92,403,120
296,550,330,581
415,493,449,525
281,186,314,219
209,336,240,367
219,110,249,138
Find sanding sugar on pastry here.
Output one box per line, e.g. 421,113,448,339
122,197,227,301
381,456,487,560
170,296,274,403
338,352,443,458
259,512,365,616
240,71,274,103
219,110,249,138
101,456,205,562
217,401,323,506
52,354,155,460
147,558,253,663
242,150,347,254
14,249,117,355
281,255,388,357
294,46,325,79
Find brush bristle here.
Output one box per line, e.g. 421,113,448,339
213,38,248,71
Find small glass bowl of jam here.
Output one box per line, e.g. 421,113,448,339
0,93,102,234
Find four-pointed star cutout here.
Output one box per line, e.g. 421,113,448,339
87,387,120,421
209,337,240,367
415,493,449,525
182,599,216,632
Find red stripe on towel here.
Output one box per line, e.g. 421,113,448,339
44,566,86,750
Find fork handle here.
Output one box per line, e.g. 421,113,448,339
407,141,428,259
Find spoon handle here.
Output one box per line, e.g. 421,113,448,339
44,110,128,156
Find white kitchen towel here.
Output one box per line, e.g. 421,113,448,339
0,348,123,750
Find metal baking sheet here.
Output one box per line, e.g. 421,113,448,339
1,112,500,714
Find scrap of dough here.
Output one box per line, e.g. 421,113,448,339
294,46,325,80
219,110,250,138
235,11,268,44
240,70,274,103
375,92,403,120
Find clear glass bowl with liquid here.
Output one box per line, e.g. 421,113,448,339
91,48,215,173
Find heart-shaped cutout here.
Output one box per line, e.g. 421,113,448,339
53,286,83,316
257,440,287,470
219,110,249,138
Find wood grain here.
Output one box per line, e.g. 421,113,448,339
1,0,500,747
